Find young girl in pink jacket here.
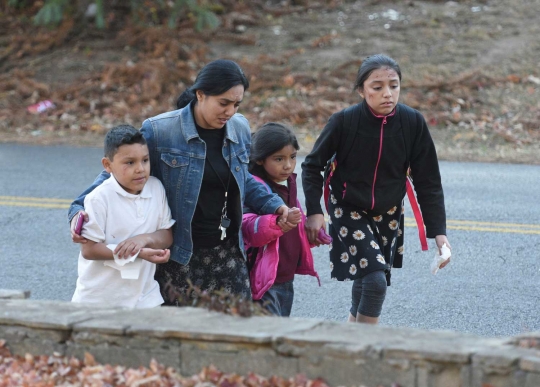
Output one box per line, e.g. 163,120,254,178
243,123,328,316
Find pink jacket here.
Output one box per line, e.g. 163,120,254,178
242,175,320,300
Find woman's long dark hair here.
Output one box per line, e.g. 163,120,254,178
249,122,299,181
176,59,250,109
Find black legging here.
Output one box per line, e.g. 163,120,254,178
350,270,387,318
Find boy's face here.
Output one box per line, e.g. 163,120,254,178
102,143,150,195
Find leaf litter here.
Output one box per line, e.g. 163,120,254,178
0,340,398,387
0,0,539,163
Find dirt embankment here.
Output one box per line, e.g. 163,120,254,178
1,0,539,164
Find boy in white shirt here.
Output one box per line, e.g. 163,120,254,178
71,125,175,308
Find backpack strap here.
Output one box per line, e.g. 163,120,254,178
400,104,416,166
400,105,428,251
323,104,361,212
337,103,362,165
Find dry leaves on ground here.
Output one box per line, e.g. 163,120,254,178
0,341,400,387
1,0,539,153
163,279,272,317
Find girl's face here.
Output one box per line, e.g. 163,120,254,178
358,67,400,116
257,144,297,183
194,84,244,129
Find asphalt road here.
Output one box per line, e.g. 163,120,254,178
0,143,538,337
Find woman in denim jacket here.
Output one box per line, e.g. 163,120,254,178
69,60,292,304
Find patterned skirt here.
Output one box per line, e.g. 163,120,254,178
328,190,405,283
155,236,251,306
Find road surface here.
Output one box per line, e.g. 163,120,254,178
0,143,538,337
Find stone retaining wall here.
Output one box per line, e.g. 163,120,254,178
0,289,30,300
0,296,539,387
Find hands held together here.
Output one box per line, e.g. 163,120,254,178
278,209,332,246
275,205,302,232
70,211,170,263
305,214,326,246
114,235,170,263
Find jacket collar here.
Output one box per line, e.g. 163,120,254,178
180,101,240,144
360,100,397,125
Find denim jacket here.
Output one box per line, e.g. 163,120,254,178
68,103,284,265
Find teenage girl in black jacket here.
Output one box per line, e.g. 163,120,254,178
301,54,452,324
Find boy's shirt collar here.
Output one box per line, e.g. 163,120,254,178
109,173,152,199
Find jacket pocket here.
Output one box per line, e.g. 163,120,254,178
161,153,189,168
234,150,250,201
236,150,250,164
159,152,189,200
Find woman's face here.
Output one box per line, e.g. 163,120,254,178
195,85,244,129
358,67,400,116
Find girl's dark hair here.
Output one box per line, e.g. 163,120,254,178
353,54,402,91
249,122,299,179
176,59,250,109
104,124,146,160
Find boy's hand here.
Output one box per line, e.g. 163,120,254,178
139,248,170,264
70,211,89,244
286,207,302,225
114,235,149,259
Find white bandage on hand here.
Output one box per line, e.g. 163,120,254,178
430,243,451,275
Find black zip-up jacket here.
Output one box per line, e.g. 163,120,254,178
301,101,446,238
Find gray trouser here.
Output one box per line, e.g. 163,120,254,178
350,270,387,318
260,280,294,317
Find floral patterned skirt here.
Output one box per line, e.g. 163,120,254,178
155,236,251,306
328,191,405,282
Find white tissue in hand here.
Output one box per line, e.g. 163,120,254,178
430,243,451,275
103,244,142,279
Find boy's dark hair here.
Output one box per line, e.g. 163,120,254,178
354,54,402,92
104,124,146,160
176,59,250,109
249,122,299,179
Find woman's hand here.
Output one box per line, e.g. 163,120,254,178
287,207,302,224
70,211,89,244
277,207,301,233
139,248,170,264
275,205,290,224
305,214,325,246
435,235,452,269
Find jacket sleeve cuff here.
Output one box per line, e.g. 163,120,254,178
306,211,324,217
306,206,324,217
426,228,446,238
260,195,285,215
68,205,84,223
